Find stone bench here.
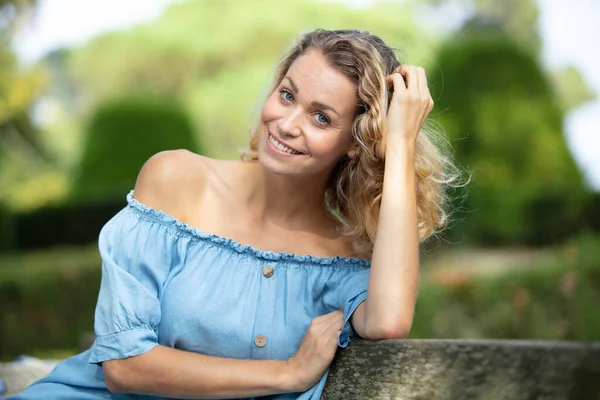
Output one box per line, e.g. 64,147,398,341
2,339,599,398
324,339,600,399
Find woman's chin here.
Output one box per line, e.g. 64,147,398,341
258,155,297,176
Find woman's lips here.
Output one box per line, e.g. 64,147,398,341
268,132,304,155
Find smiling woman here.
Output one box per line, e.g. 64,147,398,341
9,28,463,400
243,30,461,256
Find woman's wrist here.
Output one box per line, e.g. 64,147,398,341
385,134,416,157
279,359,303,392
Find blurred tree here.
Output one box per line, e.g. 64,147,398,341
0,46,47,164
429,26,590,246
420,0,540,50
472,0,539,46
0,0,45,162
0,0,36,33
0,0,64,212
550,65,596,112
73,95,202,200
419,0,596,114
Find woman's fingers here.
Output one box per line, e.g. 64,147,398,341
415,66,434,111
314,309,344,327
416,67,428,95
403,65,421,91
388,65,433,109
386,72,408,95
384,64,434,140
388,65,431,96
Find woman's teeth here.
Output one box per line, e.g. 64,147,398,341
269,134,302,155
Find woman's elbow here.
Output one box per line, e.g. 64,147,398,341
103,360,132,394
367,318,413,340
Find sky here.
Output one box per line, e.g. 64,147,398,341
12,0,600,190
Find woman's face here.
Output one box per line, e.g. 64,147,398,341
258,49,358,178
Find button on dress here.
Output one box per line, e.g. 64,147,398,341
9,191,371,399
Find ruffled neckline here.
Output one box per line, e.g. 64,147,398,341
126,191,370,267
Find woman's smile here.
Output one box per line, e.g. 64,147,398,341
267,132,305,157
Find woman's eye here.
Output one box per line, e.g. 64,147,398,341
315,112,330,125
279,89,294,102
278,89,329,126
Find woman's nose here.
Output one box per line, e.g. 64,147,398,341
278,108,303,137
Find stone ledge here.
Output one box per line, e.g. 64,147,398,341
2,339,599,398
324,339,600,400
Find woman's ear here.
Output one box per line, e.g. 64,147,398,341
347,146,360,159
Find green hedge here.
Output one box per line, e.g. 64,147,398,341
7,198,124,252
0,205,15,251
1,235,599,361
410,233,600,340
73,94,202,201
0,246,101,360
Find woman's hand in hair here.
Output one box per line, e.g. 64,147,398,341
385,64,434,148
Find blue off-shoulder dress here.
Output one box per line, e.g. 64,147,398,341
9,191,370,400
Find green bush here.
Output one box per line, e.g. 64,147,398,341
410,233,600,340
429,27,590,246
0,246,101,361
73,94,202,201
8,198,124,251
0,205,15,251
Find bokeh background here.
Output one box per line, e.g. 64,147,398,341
0,0,599,361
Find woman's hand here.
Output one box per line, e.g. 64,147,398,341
284,310,345,392
385,65,434,147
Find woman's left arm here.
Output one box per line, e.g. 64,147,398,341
352,65,434,340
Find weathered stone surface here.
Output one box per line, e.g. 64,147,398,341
323,339,600,400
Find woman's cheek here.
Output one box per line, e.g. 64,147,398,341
260,95,279,123
307,135,339,158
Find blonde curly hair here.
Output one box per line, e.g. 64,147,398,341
242,29,464,257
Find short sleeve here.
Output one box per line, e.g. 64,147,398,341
323,266,370,348
88,207,178,365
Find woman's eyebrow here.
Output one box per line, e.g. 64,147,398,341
285,77,299,93
312,101,339,116
285,76,339,116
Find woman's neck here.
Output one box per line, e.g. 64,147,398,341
239,162,334,230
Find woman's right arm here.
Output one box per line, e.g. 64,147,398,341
103,308,345,398
103,345,295,398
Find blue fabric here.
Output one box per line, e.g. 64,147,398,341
9,191,370,399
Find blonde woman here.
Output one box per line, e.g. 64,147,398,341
10,29,458,399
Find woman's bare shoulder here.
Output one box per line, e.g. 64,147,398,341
132,149,223,220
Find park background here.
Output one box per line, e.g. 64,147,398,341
0,0,599,360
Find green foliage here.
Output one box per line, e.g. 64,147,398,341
0,41,49,171
0,0,45,153
411,233,600,340
73,94,201,200
6,197,124,250
428,29,591,246
418,0,541,52
0,204,14,250
0,0,37,36
0,245,100,361
0,0,56,211
550,65,597,112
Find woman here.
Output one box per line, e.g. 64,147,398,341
9,28,459,399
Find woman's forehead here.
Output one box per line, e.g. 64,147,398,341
285,50,357,113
